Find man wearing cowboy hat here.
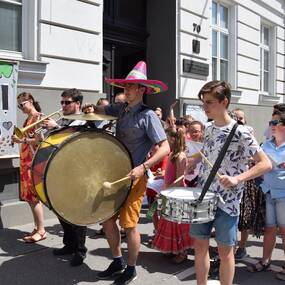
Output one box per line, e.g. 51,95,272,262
94,61,170,284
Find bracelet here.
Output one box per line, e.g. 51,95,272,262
143,163,149,177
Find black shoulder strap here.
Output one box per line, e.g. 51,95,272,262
196,122,239,204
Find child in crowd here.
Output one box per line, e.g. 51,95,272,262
152,128,193,264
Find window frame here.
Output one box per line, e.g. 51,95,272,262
259,23,275,96
0,0,38,61
211,1,232,83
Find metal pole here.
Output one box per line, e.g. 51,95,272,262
111,45,116,102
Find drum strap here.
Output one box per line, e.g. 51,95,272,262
194,122,238,205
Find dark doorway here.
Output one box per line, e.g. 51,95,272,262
103,0,148,102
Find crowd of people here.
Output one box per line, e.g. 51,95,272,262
11,60,285,285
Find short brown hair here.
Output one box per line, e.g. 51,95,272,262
198,80,231,108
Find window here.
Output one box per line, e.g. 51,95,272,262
0,0,22,52
211,1,229,81
260,25,270,93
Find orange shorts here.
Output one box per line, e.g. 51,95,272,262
118,175,148,229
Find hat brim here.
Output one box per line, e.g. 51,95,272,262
105,78,168,94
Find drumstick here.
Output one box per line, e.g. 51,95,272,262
191,143,222,178
102,176,130,189
169,174,184,186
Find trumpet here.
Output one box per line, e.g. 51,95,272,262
14,109,62,139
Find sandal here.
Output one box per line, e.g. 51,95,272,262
22,228,37,241
25,231,47,243
172,253,188,264
276,268,285,281
247,260,271,272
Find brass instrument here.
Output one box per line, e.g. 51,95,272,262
14,109,62,139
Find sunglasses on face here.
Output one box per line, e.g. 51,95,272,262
60,100,75,106
17,101,30,109
269,120,284,126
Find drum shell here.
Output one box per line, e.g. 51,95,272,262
44,130,133,226
157,187,217,224
31,127,77,208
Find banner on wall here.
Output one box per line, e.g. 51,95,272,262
0,61,19,158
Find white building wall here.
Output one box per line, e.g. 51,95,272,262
178,0,211,99
38,0,103,91
177,0,285,106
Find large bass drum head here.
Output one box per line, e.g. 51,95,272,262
44,131,133,225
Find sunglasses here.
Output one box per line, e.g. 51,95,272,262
60,100,75,105
17,101,29,109
269,120,283,126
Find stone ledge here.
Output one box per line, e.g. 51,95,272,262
259,93,280,105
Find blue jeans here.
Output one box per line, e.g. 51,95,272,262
265,193,285,227
190,208,239,246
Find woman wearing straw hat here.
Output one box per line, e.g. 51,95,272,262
94,61,170,285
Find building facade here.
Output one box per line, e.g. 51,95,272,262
0,0,284,227
177,0,285,141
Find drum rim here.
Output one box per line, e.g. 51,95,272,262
31,126,78,208
43,129,134,226
160,187,216,200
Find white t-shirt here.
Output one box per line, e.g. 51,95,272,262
198,119,261,216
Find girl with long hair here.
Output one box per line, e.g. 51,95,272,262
12,92,46,243
152,128,193,264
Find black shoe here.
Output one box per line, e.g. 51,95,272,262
235,247,248,260
113,268,137,285
70,252,85,267
209,259,220,280
97,260,126,280
53,246,74,256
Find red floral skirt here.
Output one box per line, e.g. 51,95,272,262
152,217,194,254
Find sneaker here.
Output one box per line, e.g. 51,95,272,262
113,269,137,285
235,248,248,260
53,246,74,256
70,252,86,266
97,260,126,280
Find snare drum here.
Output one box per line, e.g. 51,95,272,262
32,127,78,208
157,187,217,224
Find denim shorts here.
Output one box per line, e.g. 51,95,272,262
190,208,239,246
265,193,285,227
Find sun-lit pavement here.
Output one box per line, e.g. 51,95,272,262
0,208,284,285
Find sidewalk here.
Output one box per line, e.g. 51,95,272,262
0,209,194,285
1,209,285,285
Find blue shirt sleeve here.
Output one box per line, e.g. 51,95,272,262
104,103,125,117
144,110,167,144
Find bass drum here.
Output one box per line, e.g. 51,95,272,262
31,127,77,208
44,130,133,226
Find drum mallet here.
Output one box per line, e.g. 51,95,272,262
102,176,130,189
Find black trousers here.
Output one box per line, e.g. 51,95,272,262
59,218,87,256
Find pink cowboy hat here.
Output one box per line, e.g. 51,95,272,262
105,61,168,94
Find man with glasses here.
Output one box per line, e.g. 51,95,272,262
44,88,87,267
